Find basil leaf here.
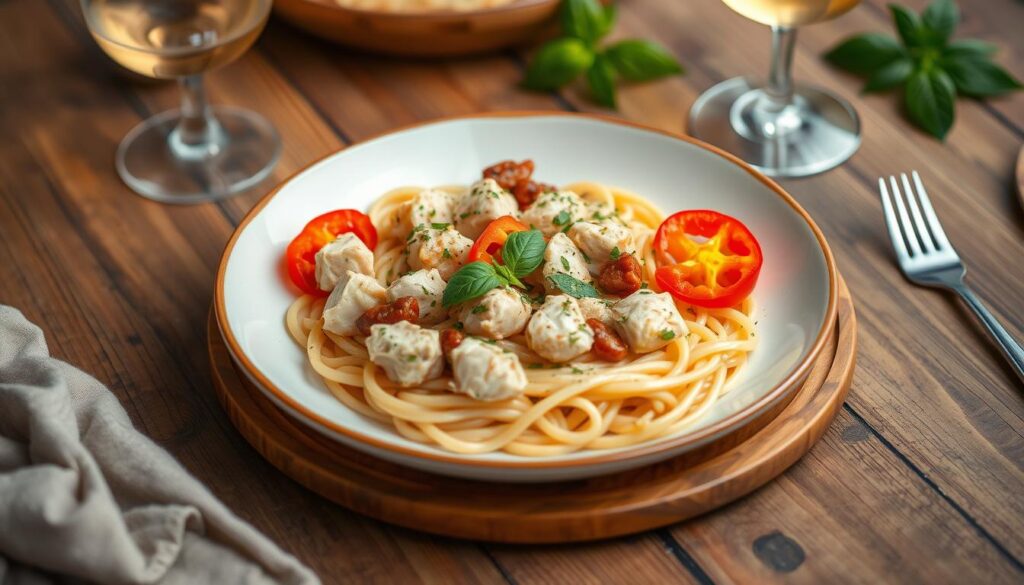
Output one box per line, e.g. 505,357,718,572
552,210,571,226
547,274,600,299
942,39,997,60
863,58,913,92
905,67,956,140
493,263,525,288
606,39,683,82
890,4,925,48
502,229,546,277
587,53,617,108
442,262,502,307
561,0,606,45
597,2,618,40
523,38,594,91
824,33,904,74
941,56,1023,97
921,0,958,45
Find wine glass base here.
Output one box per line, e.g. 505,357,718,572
688,77,860,179
116,106,281,204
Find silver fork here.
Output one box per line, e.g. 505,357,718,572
878,171,1024,384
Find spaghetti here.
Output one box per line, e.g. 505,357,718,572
285,181,757,456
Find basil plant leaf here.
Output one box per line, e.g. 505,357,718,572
889,4,925,48
942,39,997,60
824,33,904,74
863,58,914,93
921,0,958,45
561,0,607,45
905,67,956,140
547,274,600,299
523,37,594,90
501,229,547,277
941,56,1023,97
587,53,618,108
596,2,618,40
606,39,683,82
442,262,502,307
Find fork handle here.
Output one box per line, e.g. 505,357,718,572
954,284,1024,385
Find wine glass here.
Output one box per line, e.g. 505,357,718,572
689,0,861,178
82,0,280,203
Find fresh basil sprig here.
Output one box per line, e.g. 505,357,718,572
442,230,547,307
824,0,1021,140
501,229,546,277
523,0,683,108
443,262,501,308
547,274,600,299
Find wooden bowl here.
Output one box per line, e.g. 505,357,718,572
272,0,560,57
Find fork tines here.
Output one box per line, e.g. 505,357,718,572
878,171,955,266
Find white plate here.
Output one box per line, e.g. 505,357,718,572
215,113,837,482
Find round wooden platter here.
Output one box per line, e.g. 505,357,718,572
208,278,855,543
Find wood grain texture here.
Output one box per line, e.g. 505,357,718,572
207,279,853,543
538,0,1024,570
2,0,1022,581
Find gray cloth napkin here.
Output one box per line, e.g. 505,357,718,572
0,306,319,585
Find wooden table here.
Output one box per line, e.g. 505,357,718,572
2,0,1022,582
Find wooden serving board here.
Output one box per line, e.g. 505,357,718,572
208,279,855,543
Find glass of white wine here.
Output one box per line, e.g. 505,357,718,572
689,0,861,178
82,0,280,203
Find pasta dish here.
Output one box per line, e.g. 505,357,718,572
284,160,762,456
332,0,516,12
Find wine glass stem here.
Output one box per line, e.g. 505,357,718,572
763,26,796,112
734,25,802,139
170,75,224,161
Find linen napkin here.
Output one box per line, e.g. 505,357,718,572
0,305,319,585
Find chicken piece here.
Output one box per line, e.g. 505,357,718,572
610,290,687,354
453,287,532,340
322,272,387,337
387,269,447,325
366,321,444,387
450,337,527,401
525,295,594,363
520,190,585,237
568,221,634,264
584,200,615,221
405,225,473,280
541,232,592,293
314,232,375,292
452,178,519,240
405,188,456,229
577,297,615,327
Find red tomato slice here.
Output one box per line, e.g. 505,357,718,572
286,209,378,296
467,215,529,265
652,210,762,309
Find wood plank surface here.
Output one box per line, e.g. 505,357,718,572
570,0,1024,568
1,0,1022,582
